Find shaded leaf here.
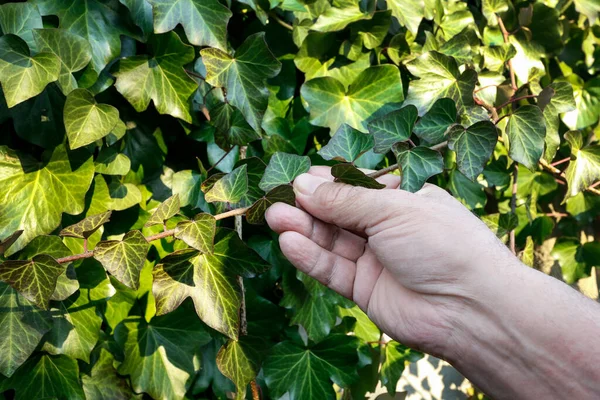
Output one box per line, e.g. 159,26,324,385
212,102,262,148
145,194,180,227
448,121,498,181
247,185,296,225
259,152,311,192
367,105,418,153
0,231,23,257
413,98,457,145
82,348,134,400
216,338,261,399
332,164,386,189
60,211,112,239
393,144,444,192
0,3,43,51
381,341,423,394
318,124,374,162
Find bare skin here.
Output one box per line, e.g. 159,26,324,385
265,166,600,399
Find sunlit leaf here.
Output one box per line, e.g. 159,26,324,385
259,152,311,192
564,131,600,198
60,211,112,239
448,121,498,181
175,213,217,253
332,164,386,189
205,164,249,203
505,105,546,170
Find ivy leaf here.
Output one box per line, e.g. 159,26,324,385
216,338,261,399
232,157,268,208
337,305,380,343
482,0,509,26
263,335,360,400
175,213,217,253
0,282,51,378
259,152,311,192
145,194,180,227
32,29,92,95
247,185,296,225
564,131,600,198
41,288,103,362
413,98,457,145
332,164,386,189
541,82,576,162
0,145,94,256
381,341,423,394
505,105,546,170
0,354,85,400
311,1,371,32
212,103,262,148
31,0,132,79
520,236,535,267
0,34,60,108
152,229,268,339
0,3,43,51
482,213,519,242
404,51,477,115
60,211,112,239
318,124,374,162
120,0,153,40
552,239,591,283
367,105,418,154
93,230,149,290
393,144,444,192
0,231,23,257
448,169,487,209
448,121,498,181
202,33,282,132
0,254,65,309
94,146,131,176
114,303,212,400
561,77,600,130
301,65,404,133
113,32,197,122
82,348,135,400
205,164,249,203
148,0,232,50
387,0,424,35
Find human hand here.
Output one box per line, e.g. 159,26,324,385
265,166,514,359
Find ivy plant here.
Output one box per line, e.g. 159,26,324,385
0,0,599,399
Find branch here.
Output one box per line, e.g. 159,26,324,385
55,207,250,264
509,162,519,255
497,15,518,91
269,12,293,31
367,141,448,179
540,159,600,196
496,94,537,111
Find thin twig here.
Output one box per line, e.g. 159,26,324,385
250,381,261,400
497,15,518,91
474,84,500,93
496,95,537,111
55,207,249,264
269,12,293,31
237,146,248,337
509,162,519,255
185,69,206,81
206,147,235,175
551,157,571,168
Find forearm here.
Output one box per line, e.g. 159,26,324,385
450,256,600,399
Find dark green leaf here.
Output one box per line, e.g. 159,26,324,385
413,98,457,145
505,105,546,170
247,185,295,225
259,152,311,191
318,124,374,162
212,102,262,148
448,121,498,181
82,348,135,400
381,341,423,394
0,3,43,51
367,105,418,154
393,144,444,192
60,211,112,239
332,164,386,189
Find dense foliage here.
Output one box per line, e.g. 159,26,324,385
0,0,599,398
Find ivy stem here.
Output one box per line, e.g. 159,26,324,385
551,157,571,167
206,147,235,175
185,69,206,81
269,12,293,31
496,94,537,110
237,146,248,337
83,238,88,253
367,141,448,179
509,162,519,255
497,15,518,91
474,84,499,93
55,207,250,264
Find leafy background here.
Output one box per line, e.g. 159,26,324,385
0,0,599,399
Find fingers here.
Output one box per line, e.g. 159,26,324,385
308,166,400,189
278,231,356,299
293,173,414,235
266,203,366,261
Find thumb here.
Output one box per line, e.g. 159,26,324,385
293,173,412,235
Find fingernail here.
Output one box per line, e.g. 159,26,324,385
294,174,326,195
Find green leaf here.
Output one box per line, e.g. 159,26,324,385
0,354,85,400
211,102,262,148
64,88,120,149
152,229,267,338
448,169,487,209
311,1,371,32
482,213,519,242
520,236,535,267
31,0,132,79
0,145,94,256
404,51,477,116
352,10,392,49
145,194,181,227
114,303,212,400
413,98,457,145
172,170,211,212
32,28,92,95
82,348,135,400
561,77,600,130
301,65,404,133
148,0,232,50
0,3,43,51
0,282,51,378
337,305,380,343
332,163,386,189
201,33,282,132
541,82,577,162
393,144,444,192
552,239,590,284
175,213,217,253
113,32,197,122
482,0,509,26
564,131,600,198
93,230,149,290
367,105,418,154
387,0,424,34
448,121,498,181
505,105,546,170
0,254,65,309
205,164,249,203
483,44,517,72
41,288,103,362
575,0,600,23
216,338,261,399
381,341,423,394
259,152,311,191
0,231,23,257
60,211,112,239
247,185,295,225
120,0,153,40
263,335,360,400
94,146,131,175
318,124,373,162
0,34,60,108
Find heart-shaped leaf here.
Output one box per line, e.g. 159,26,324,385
332,164,386,189
94,146,131,175
212,103,262,148
505,105,546,170
259,152,311,192
0,254,65,309
145,194,181,227
393,144,444,192
60,211,112,239
381,341,424,394
247,185,296,225
216,338,261,399
414,98,458,145
0,34,60,107
175,213,217,253
93,230,149,289
367,105,418,153
0,3,43,51
319,124,374,162
564,131,600,198
448,121,498,181
205,164,249,203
